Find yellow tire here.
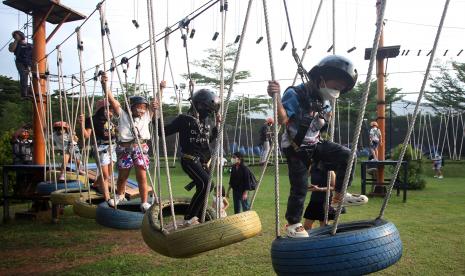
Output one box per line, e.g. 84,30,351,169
50,188,99,205
73,197,106,219
142,198,262,258
46,170,89,185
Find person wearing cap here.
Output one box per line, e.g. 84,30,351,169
153,82,220,226
11,125,33,165
369,121,382,160
52,121,82,181
267,55,368,238
101,73,155,213
8,30,32,98
258,117,274,165
79,86,117,201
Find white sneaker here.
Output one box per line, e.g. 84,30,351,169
438,175,444,179
140,202,151,213
286,223,309,238
433,175,438,178
183,216,200,227
107,195,126,207
331,193,369,208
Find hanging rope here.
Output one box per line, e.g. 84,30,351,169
331,0,387,235
146,0,177,230
261,0,280,237
199,0,253,223
378,0,450,219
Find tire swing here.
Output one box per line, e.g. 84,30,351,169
141,198,261,258
141,0,261,258
73,196,106,219
51,188,100,205
96,197,156,230
36,180,84,195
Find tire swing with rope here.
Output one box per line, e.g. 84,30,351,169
266,0,450,274
141,0,261,258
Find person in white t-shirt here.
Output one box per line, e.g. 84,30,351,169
369,121,382,160
102,73,155,212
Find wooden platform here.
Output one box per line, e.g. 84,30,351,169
3,0,85,24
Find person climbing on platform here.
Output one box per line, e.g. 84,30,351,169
153,81,220,227
79,74,117,201
8,30,32,98
52,121,83,181
11,124,33,165
267,55,368,238
101,72,155,213
369,121,382,160
258,117,273,165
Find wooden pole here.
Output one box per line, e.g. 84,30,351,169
376,0,386,192
32,11,47,165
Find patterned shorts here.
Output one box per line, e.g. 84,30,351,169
116,143,150,169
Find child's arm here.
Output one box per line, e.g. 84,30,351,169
223,197,229,210
150,81,166,118
78,114,92,139
100,73,121,114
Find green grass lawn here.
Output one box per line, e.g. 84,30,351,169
1,161,464,275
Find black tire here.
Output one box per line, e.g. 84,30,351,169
36,181,84,195
271,219,402,275
96,198,148,230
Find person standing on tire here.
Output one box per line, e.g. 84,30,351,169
153,82,220,226
227,152,255,214
258,118,273,165
8,30,32,98
104,74,155,213
79,73,117,202
267,55,368,238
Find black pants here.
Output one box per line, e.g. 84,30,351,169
181,158,210,220
15,61,29,97
284,141,354,225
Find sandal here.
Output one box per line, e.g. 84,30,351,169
183,216,200,227
286,223,309,238
331,193,369,208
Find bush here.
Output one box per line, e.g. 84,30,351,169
391,144,426,190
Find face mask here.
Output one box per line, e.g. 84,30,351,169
319,79,341,101
231,158,237,164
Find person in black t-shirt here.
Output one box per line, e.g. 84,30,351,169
8,30,32,98
303,162,337,230
79,97,117,201
153,81,220,226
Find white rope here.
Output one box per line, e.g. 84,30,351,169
248,96,255,165
458,113,464,160
378,0,450,219
331,0,387,235
199,0,253,223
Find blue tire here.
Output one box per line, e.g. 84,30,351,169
36,181,84,195
271,219,402,275
96,198,147,230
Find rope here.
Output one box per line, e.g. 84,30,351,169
262,0,280,237
291,0,324,85
324,98,337,225
147,0,177,229
459,114,464,160
199,0,253,223
331,0,387,235
248,96,255,165
378,0,450,219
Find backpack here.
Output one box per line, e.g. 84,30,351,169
245,166,257,190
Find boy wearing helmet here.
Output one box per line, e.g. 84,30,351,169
52,121,82,181
153,83,220,226
369,121,382,160
101,73,154,212
259,118,274,165
8,30,32,98
267,55,368,238
79,82,117,201
11,125,33,165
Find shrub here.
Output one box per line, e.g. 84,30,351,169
391,144,426,190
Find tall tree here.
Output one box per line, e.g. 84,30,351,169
425,61,465,112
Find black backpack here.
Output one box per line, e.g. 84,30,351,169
246,167,258,190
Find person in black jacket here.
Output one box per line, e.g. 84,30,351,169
227,152,253,214
8,30,32,98
154,82,220,226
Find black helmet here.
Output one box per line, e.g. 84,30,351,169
129,96,148,107
308,55,358,94
191,89,220,114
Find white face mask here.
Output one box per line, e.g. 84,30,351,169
319,79,341,101
231,158,237,164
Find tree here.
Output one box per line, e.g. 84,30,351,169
425,61,465,112
187,43,251,89
0,76,32,133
